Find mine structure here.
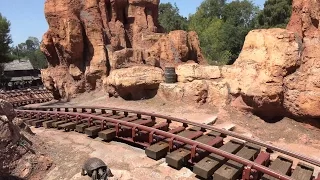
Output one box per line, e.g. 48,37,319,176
0,59,43,90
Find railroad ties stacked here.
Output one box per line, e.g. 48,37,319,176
16,106,320,180
0,89,53,107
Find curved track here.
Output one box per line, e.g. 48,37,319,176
0,89,53,107
15,105,320,180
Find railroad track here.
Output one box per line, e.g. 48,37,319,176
15,105,320,180
0,89,53,107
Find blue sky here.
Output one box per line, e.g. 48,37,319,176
0,0,266,46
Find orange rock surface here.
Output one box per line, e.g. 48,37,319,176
285,0,320,117
40,0,204,99
40,0,320,119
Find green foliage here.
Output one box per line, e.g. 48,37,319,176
193,17,231,65
30,49,47,69
222,0,259,63
257,0,292,28
196,0,226,18
0,13,13,63
158,3,188,32
11,37,48,69
189,0,259,65
222,0,259,28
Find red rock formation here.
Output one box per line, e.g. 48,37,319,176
285,0,320,118
147,30,204,68
40,0,205,99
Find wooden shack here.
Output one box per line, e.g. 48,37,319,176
0,59,42,90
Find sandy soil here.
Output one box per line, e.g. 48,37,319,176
27,127,196,180
22,89,320,179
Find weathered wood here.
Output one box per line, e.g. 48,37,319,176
99,128,116,141
213,143,261,180
43,119,60,128
85,126,102,137
145,129,201,160
52,120,69,128
166,134,223,169
193,139,244,179
261,155,293,180
291,162,314,180
75,124,88,133
59,122,77,131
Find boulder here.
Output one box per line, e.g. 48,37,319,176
0,99,24,174
105,66,164,100
41,67,85,99
157,83,184,102
0,99,16,121
158,80,229,107
176,63,221,83
219,28,301,118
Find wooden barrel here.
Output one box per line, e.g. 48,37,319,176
164,67,177,83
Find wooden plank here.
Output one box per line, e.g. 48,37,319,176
75,123,88,133
145,129,201,160
98,128,116,141
291,162,314,180
85,126,102,137
43,119,60,128
58,122,77,131
261,155,293,180
166,134,223,169
97,118,151,141
213,143,261,180
193,139,244,179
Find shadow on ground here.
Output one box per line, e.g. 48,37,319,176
0,176,24,180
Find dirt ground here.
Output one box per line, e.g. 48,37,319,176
21,89,320,179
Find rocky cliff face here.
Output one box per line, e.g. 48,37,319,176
162,29,302,119
40,0,204,99
285,0,320,118
41,0,320,119
159,0,320,120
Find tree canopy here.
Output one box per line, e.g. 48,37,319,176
158,3,188,32
0,13,13,63
189,0,259,65
256,0,292,28
11,37,47,69
159,0,292,65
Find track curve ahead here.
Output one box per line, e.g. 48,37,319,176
0,89,53,107
15,105,320,180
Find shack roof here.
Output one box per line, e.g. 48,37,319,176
2,59,35,71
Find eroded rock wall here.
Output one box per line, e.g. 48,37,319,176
159,0,320,119
159,26,319,119
41,0,320,119
285,0,320,117
40,0,205,99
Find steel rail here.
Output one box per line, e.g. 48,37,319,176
9,97,51,103
16,109,294,180
19,105,320,168
0,90,49,95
